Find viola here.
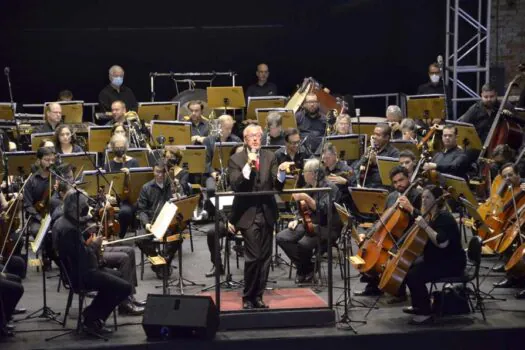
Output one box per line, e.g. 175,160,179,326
298,199,315,237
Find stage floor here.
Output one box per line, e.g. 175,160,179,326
2,223,525,350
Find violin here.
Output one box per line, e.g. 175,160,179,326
297,199,315,237
0,198,21,264
35,177,51,217
96,183,120,240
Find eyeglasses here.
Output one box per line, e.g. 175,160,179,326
288,141,300,145
246,133,262,140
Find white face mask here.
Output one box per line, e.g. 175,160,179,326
429,74,440,84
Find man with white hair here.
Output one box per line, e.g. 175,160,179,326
37,102,63,133
385,105,403,140
228,124,286,309
98,65,138,113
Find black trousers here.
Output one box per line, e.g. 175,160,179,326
81,269,132,323
206,221,227,266
0,274,24,327
406,256,465,315
103,246,138,295
117,202,135,239
242,210,272,301
0,255,26,280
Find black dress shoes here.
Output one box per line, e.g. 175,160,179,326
83,319,113,335
130,297,147,307
118,301,145,316
254,298,269,309
492,262,505,273
516,289,525,299
242,300,255,310
12,308,27,315
205,265,225,278
354,288,383,297
493,278,514,288
402,306,419,315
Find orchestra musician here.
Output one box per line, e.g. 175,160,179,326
334,113,353,135
58,89,74,101
261,111,286,146
274,128,308,182
322,142,354,207
54,125,84,154
245,63,278,97
386,105,404,140
354,123,400,188
399,150,417,178
0,272,24,337
55,189,132,335
98,65,138,113
489,144,515,180
276,158,342,284
295,93,326,155
422,125,469,180
37,102,62,133
404,185,466,325
107,100,128,126
104,134,137,239
355,166,421,301
228,124,285,309
187,100,210,145
136,159,185,279
400,118,417,143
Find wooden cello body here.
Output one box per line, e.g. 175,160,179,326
496,206,525,254
505,243,525,279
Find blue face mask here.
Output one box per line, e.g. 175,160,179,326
111,76,124,87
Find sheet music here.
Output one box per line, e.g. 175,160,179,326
209,195,234,210
150,202,178,240
31,215,51,253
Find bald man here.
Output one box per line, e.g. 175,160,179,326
246,63,278,97
98,65,138,112
38,102,63,133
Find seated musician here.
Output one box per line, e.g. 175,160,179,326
422,125,469,180
55,189,132,335
136,159,185,279
489,144,515,180
404,185,466,325
0,272,24,337
322,142,354,206
245,63,278,98
295,92,326,155
186,100,209,145
400,118,417,143
353,123,400,188
355,166,421,301
386,105,404,140
163,148,191,197
399,150,417,178
37,102,62,133
54,125,84,154
0,191,27,282
334,113,352,135
261,111,286,146
201,114,242,217
98,65,138,113
276,158,342,284
275,128,308,185
58,89,74,101
107,100,128,126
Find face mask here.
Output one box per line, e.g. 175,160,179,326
430,74,440,84
111,76,123,87
114,149,125,157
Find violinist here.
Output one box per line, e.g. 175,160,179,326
386,105,404,140
0,191,27,281
55,189,132,334
276,158,342,284
354,123,400,188
400,118,417,143
422,125,469,180
36,102,62,133
399,150,417,178
322,142,354,206
355,166,421,301
54,125,84,154
104,134,137,239
187,100,209,145
296,93,326,155
404,185,466,325
261,111,286,146
275,128,308,186
136,159,183,279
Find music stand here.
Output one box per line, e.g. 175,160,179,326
106,148,150,168
211,142,242,171
207,87,246,112
446,120,482,151
256,108,297,129
442,173,478,208
0,103,16,121
164,145,206,174
150,121,191,146
325,134,366,162
390,140,420,157
350,117,387,138
261,145,281,153
406,94,446,122
31,132,55,151
88,125,112,153
5,151,37,177
78,170,101,197
376,156,401,187
349,187,389,215
138,101,179,122
246,96,286,120
45,101,84,124
60,152,98,172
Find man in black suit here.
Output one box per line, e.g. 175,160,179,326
228,124,286,309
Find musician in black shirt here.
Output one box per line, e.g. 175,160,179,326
295,93,326,155
386,105,404,140
275,128,308,186
186,101,209,144
404,185,466,325
37,102,62,133
245,63,278,97
261,111,286,146
322,142,354,206
423,125,469,179
98,65,138,112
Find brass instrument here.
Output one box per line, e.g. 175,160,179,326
124,111,149,148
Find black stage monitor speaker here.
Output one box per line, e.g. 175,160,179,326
142,294,219,339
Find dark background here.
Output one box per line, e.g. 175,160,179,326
0,0,464,116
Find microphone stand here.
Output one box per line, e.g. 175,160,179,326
437,56,449,120
4,67,14,104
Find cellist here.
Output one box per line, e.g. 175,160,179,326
404,185,466,325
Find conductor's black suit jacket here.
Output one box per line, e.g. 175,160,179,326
228,148,284,230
